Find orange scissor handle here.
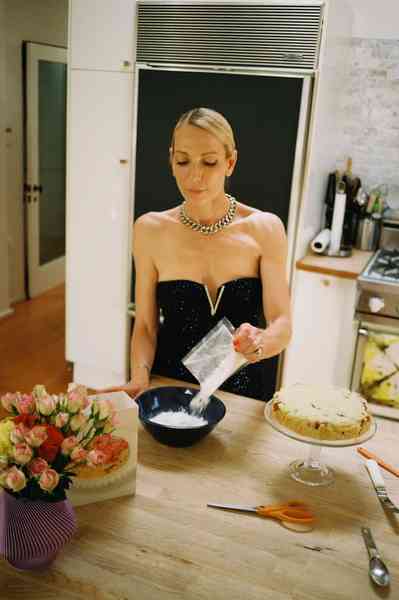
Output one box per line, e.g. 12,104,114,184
256,501,315,523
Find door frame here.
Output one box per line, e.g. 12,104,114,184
23,41,67,298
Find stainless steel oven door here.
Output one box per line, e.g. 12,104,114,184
351,312,399,419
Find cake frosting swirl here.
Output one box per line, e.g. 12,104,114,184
270,384,371,441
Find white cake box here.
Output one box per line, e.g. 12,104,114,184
67,391,138,507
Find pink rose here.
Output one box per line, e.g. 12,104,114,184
25,425,48,448
38,468,60,493
70,445,87,463
87,449,107,467
10,423,29,444
61,435,79,456
82,396,92,410
96,399,114,421
69,413,87,432
28,457,48,477
36,395,56,416
67,384,88,413
15,393,35,415
5,466,26,492
1,392,17,412
54,412,69,428
13,442,33,465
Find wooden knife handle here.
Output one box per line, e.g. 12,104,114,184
357,447,399,478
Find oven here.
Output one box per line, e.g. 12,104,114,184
351,248,399,418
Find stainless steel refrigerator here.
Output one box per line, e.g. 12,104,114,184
131,1,322,397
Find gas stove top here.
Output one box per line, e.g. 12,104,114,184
359,249,399,286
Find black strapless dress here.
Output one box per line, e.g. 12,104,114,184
152,278,278,401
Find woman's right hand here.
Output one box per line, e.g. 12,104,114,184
94,380,149,399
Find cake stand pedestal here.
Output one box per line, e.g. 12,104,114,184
264,403,377,487
289,444,334,486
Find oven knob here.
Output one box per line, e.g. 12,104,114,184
369,297,385,313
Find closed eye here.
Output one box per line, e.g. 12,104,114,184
175,160,218,167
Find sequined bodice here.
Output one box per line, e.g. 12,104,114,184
152,278,278,401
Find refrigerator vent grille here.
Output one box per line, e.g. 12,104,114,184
137,2,323,72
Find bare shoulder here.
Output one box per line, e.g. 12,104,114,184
132,209,178,257
134,208,178,232
238,202,285,236
237,203,287,260
253,211,285,237
133,208,177,237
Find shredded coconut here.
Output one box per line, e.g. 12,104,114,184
149,409,208,428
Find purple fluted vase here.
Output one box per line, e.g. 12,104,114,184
0,490,77,570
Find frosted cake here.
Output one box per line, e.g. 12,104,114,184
270,384,371,441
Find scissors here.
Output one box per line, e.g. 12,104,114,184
207,501,315,524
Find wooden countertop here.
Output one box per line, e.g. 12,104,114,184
1,376,399,599
296,249,374,280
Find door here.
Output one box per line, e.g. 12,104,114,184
131,66,311,398
66,69,133,388
351,316,399,419
24,42,67,298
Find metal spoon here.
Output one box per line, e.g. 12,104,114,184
361,527,390,587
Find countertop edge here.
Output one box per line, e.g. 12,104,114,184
296,261,358,280
296,249,374,280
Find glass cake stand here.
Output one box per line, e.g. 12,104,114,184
264,403,377,486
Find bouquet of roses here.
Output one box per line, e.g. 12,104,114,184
0,383,116,501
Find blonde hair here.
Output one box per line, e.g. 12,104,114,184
170,107,236,158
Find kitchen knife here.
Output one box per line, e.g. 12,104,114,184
365,460,399,513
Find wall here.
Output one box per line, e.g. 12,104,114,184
0,0,12,317
4,0,68,303
349,0,398,40
340,38,399,198
301,0,399,239
338,0,399,199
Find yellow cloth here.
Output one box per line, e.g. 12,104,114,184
360,334,399,407
370,373,399,407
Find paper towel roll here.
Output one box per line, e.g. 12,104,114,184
311,228,331,254
328,189,346,255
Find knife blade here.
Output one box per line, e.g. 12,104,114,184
365,459,399,513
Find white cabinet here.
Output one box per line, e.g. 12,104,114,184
67,1,136,388
66,69,133,387
282,269,358,389
69,0,136,72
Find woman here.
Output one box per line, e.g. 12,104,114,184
111,107,291,401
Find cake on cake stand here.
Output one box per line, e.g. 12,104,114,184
264,402,377,486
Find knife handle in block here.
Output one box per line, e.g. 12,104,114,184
366,459,385,488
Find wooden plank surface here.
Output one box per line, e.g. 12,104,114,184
296,250,374,280
1,377,398,599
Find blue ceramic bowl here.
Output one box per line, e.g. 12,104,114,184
135,386,226,447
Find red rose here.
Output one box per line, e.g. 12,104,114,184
14,414,39,428
38,425,64,463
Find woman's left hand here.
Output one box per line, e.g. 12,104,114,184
232,323,265,363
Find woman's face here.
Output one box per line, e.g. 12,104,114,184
170,124,237,205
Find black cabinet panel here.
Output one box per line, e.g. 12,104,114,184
134,69,303,224
132,69,303,396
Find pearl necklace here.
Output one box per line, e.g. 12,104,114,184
179,194,237,235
